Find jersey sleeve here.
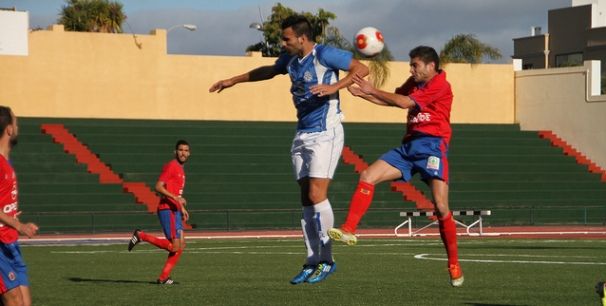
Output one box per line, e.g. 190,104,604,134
157,163,173,184
408,79,450,111
274,52,293,75
317,45,353,71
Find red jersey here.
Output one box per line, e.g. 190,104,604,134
157,159,186,211
0,155,18,243
396,71,453,144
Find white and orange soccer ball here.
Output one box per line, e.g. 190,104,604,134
354,27,385,57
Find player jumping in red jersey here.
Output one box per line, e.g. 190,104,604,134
0,106,39,305
328,46,464,287
128,140,190,285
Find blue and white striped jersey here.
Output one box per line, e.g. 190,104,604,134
275,44,353,133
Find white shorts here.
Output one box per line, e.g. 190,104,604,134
291,124,344,180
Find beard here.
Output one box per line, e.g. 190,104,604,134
175,154,188,164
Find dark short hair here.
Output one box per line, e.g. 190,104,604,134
175,139,189,150
281,15,314,41
409,46,440,71
0,106,14,135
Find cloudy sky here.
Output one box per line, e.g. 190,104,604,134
1,0,570,62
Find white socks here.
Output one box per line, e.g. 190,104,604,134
302,205,320,265
301,199,334,265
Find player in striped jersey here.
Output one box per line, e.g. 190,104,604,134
209,15,368,284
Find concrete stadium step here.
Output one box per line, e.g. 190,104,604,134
21,193,135,204
451,181,606,190
21,183,127,193
18,173,102,183
14,118,604,232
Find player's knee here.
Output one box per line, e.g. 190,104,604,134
2,288,24,306
434,202,449,216
359,169,378,184
307,189,326,204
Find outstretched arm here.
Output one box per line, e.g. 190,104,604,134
310,59,369,97
209,65,280,93
348,73,416,109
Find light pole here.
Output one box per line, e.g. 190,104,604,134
249,22,268,56
166,24,196,54
167,24,197,33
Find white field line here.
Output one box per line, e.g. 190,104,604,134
414,253,606,265
50,242,606,266
22,229,606,245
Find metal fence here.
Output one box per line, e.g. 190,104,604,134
24,206,606,235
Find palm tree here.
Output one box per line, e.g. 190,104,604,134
440,34,501,64
246,4,392,88
59,0,126,33
324,26,393,88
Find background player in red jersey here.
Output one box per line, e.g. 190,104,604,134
128,140,190,285
328,46,464,287
0,106,39,305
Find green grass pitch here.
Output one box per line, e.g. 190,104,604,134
24,237,606,305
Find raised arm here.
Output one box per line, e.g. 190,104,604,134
348,73,416,109
311,59,369,97
209,65,281,93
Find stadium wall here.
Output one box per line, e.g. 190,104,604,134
515,61,606,169
0,24,514,124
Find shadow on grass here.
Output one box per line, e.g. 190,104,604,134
68,277,156,285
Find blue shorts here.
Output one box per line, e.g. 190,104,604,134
0,242,29,293
158,209,183,240
380,136,449,183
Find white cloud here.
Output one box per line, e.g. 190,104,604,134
23,0,572,62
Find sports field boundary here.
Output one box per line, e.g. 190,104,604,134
18,225,606,245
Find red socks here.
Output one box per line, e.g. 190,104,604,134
438,212,459,266
159,249,183,281
342,181,375,233
138,231,183,280
139,231,173,251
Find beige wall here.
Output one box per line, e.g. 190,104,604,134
515,61,606,169
0,24,514,124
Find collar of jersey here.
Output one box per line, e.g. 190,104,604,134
298,44,317,63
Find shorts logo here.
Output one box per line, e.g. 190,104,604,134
8,272,15,281
427,156,440,170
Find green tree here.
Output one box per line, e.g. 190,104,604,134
247,3,393,87
246,3,336,57
324,26,393,88
440,34,501,64
58,0,126,33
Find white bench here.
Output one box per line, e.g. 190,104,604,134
394,210,492,237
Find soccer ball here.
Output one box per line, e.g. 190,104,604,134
354,27,385,57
